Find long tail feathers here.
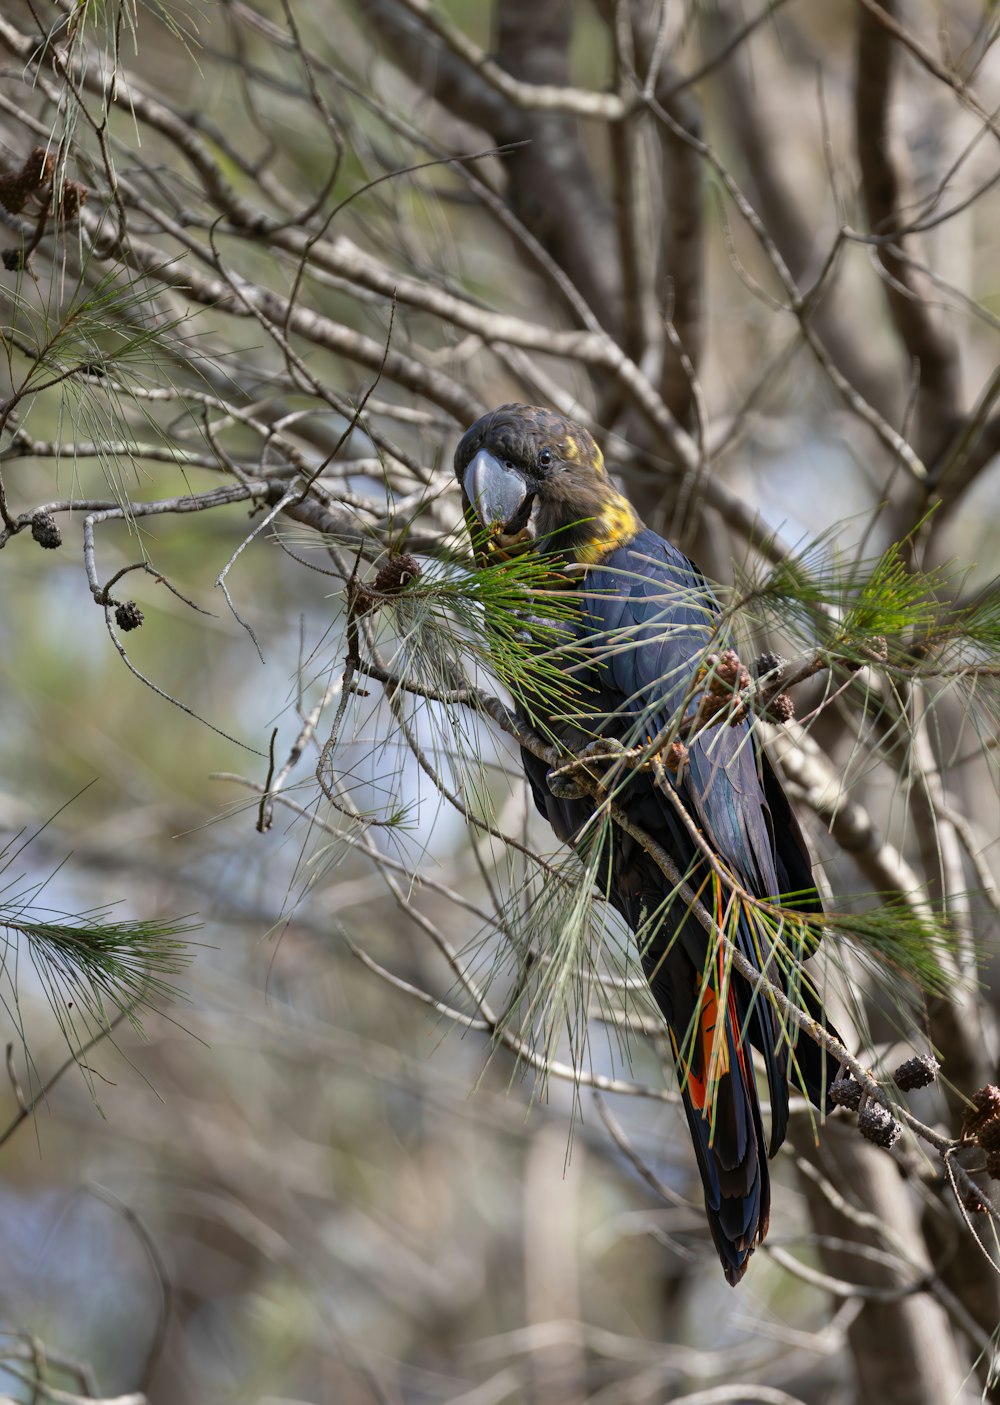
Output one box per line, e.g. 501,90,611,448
671,984,770,1286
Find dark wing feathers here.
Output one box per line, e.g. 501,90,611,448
579,532,795,1138
583,532,783,897
517,526,833,1282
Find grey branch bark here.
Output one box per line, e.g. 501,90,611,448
855,0,963,463
494,0,622,338
707,2,901,426
361,0,624,334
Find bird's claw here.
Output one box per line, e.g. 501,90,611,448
580,738,625,759
546,768,589,800
546,739,627,798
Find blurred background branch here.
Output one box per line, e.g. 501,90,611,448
1,1,999,1403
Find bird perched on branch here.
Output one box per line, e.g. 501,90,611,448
455,403,837,1285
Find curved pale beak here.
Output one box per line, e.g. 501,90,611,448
463,449,528,534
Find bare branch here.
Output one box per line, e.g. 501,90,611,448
855,0,962,459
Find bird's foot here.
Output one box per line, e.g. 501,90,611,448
546,768,589,799
546,738,627,798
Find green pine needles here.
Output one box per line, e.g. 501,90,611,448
301,511,991,1110
0,823,195,1100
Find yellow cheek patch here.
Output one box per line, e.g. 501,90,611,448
572,494,640,564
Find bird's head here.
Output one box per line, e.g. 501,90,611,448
454,404,640,570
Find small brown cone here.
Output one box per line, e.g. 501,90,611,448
374,553,421,595
31,510,62,549
752,651,787,681
893,1054,940,1092
58,179,88,220
978,1117,1000,1153
115,600,144,632
664,740,689,773
765,693,795,725
0,147,54,214
830,1076,863,1111
963,1086,1000,1139
858,1102,901,1148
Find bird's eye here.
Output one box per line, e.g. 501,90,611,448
538,448,553,469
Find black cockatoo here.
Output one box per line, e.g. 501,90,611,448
454,403,836,1285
